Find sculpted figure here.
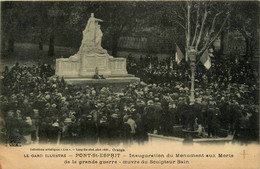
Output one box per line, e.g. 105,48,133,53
95,25,102,48
78,13,107,54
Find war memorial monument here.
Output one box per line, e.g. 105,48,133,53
55,13,140,85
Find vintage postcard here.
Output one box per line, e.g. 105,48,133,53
0,1,259,169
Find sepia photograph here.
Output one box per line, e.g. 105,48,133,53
0,1,259,169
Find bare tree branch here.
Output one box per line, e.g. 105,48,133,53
186,1,191,61
201,11,223,49
209,11,223,36
242,25,253,38
175,21,186,30
173,10,185,21
181,4,187,19
191,5,200,46
198,13,230,55
195,8,208,51
187,2,191,45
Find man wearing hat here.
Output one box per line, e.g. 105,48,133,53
98,115,109,144
85,113,98,144
107,113,121,145
205,102,219,137
66,115,79,144
125,115,137,143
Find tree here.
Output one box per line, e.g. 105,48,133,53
95,2,150,57
229,1,259,59
164,2,232,103
172,2,231,59
1,2,67,56
15,2,76,56
95,2,134,57
1,2,21,53
144,2,186,55
46,3,69,56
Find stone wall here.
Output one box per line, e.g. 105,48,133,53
56,58,79,77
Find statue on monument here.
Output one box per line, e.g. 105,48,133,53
78,13,107,54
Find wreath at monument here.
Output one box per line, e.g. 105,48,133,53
93,67,105,79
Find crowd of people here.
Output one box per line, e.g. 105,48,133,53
127,54,259,139
127,54,258,88
0,54,258,145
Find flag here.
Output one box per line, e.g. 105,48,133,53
200,49,211,69
175,45,185,65
170,56,173,69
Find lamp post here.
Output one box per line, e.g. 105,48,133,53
188,47,196,104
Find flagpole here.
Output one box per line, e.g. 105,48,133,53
188,47,196,104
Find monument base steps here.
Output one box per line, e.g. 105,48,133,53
61,76,140,93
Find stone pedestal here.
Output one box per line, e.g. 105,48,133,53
55,52,129,78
